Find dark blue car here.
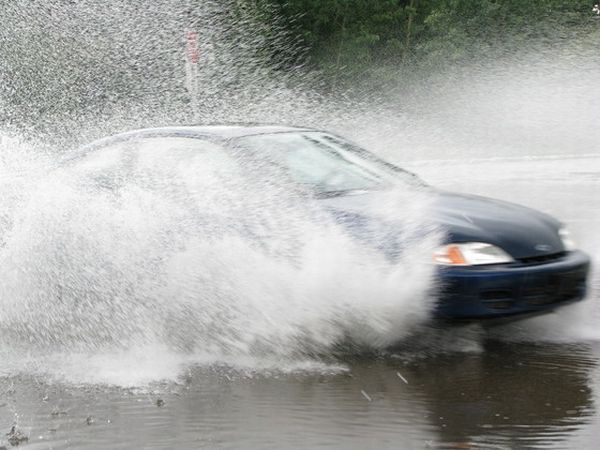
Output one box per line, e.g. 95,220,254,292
77,125,591,321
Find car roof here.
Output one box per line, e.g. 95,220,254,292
77,124,319,154
108,124,317,141
181,124,316,138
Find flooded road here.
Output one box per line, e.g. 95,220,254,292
0,341,597,449
0,155,597,449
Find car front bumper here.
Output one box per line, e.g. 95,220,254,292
435,250,591,320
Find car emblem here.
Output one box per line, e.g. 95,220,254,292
534,244,552,252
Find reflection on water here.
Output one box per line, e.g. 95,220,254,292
403,341,595,448
0,340,596,449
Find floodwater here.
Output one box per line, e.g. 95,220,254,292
0,341,597,449
0,155,597,450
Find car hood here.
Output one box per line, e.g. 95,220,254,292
320,189,564,260
432,191,563,259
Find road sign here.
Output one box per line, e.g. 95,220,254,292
185,30,199,119
186,30,199,64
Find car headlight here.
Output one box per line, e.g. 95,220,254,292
433,242,514,266
559,227,576,251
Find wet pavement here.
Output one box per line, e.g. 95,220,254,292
0,340,598,449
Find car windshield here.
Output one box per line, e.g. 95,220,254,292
236,132,414,196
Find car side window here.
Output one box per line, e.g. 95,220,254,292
72,136,238,191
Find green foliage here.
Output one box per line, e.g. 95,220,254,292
257,0,428,82
418,0,593,64
247,0,594,84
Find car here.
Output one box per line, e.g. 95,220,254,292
73,124,591,322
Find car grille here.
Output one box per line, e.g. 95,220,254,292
479,269,587,311
522,271,587,306
516,252,566,265
480,290,515,310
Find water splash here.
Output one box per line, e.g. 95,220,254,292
0,133,441,384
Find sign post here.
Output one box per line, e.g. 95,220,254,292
185,30,200,120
